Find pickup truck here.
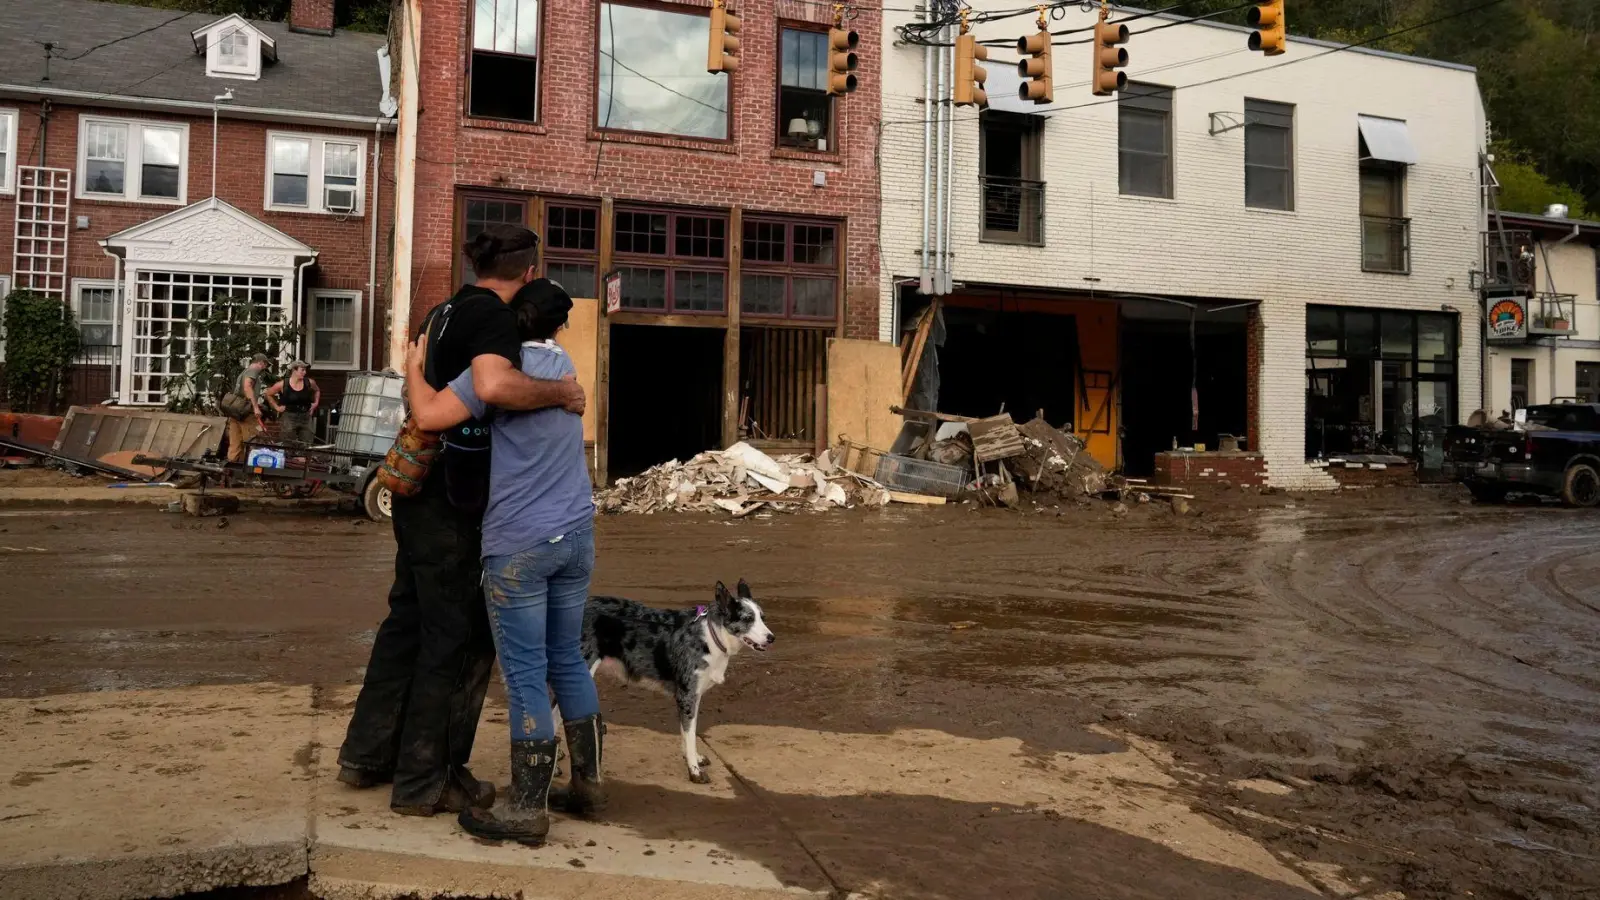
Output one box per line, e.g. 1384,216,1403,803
1443,402,1600,507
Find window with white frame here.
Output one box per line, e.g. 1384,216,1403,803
309,290,361,369
216,28,251,72
78,118,187,203
266,133,365,214
129,271,288,405
0,109,18,193
72,280,120,360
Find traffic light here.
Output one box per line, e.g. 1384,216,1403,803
1017,28,1052,105
1091,18,1129,96
828,26,859,95
1248,0,1285,55
707,0,740,74
954,32,989,107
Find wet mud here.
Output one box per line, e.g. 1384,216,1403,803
1,488,1597,899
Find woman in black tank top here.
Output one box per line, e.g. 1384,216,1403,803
265,360,321,445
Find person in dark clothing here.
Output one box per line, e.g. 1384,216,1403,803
336,224,587,817
264,360,320,445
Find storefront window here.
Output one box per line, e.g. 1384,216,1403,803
1305,305,1457,471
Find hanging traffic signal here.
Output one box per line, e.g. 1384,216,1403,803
828,26,859,95
1017,28,1052,105
954,31,989,107
1248,0,1285,55
707,0,740,74
1091,16,1129,96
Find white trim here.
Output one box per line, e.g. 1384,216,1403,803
75,115,190,206
70,277,121,361
265,131,368,216
308,288,364,370
0,109,18,194
0,274,10,362
0,84,392,129
208,26,262,81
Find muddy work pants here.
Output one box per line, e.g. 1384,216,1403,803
337,475,496,808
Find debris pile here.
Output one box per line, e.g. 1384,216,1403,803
596,442,893,516
884,407,1116,506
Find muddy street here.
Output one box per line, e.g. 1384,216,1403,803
2,493,1598,899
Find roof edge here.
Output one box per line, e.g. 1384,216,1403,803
0,82,395,129
1131,6,1477,74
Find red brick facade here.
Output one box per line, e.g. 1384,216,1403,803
1153,451,1268,489
408,0,881,338
0,100,394,402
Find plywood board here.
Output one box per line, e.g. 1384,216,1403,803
557,297,599,442
827,338,902,452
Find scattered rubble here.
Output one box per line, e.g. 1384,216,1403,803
596,442,894,516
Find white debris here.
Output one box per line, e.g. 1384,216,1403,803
596,444,895,515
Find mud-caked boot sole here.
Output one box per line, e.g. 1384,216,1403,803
458,804,549,846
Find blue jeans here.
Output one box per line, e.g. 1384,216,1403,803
482,521,600,742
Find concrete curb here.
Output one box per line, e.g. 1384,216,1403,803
4,844,309,900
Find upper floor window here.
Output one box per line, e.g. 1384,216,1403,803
266,133,365,215
614,207,728,313
0,109,17,193
470,0,540,121
741,218,839,320
778,27,833,151
1359,163,1407,274
193,15,272,81
1244,99,1293,211
598,3,729,140
1118,83,1172,198
78,117,187,204
979,110,1044,245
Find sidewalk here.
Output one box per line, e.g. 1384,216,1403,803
0,684,1328,900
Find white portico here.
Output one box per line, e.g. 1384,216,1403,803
100,197,316,405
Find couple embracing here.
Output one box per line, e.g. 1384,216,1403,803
337,223,604,846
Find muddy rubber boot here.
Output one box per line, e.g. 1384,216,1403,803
458,739,557,845
558,714,608,818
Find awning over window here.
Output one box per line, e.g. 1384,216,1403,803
984,65,1055,117
1357,115,1418,165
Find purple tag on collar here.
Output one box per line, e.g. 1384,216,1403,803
695,605,708,619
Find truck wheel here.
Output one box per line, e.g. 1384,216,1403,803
1466,482,1507,504
1560,463,1600,508
362,476,393,522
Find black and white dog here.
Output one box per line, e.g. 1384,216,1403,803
579,579,775,783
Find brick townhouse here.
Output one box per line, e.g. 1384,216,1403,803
396,0,881,480
880,3,1486,488
0,0,395,421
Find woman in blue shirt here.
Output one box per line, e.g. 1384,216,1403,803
406,279,601,846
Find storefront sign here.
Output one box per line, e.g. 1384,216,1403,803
604,271,622,315
1486,296,1527,343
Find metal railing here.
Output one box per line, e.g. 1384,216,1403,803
1480,228,1536,291
1361,215,1411,274
980,176,1045,245
1531,292,1579,336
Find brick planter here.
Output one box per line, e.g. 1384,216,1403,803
1153,451,1267,489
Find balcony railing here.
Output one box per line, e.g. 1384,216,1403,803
1361,214,1411,275
980,176,1045,246
1530,292,1579,336
1479,228,1536,291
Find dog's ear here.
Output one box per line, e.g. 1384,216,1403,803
736,579,752,600
714,581,732,606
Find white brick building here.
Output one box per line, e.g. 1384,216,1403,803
878,4,1487,487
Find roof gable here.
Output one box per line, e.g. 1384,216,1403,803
191,14,277,60
103,197,316,269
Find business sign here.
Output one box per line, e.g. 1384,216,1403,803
1486,296,1527,343
604,271,622,315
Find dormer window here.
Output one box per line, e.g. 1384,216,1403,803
193,14,276,82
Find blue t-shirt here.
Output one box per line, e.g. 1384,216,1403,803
448,341,594,559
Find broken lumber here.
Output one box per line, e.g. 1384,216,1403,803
888,490,946,505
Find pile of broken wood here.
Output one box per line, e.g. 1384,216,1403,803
888,407,1119,507
596,441,941,516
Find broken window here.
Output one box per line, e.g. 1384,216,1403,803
1244,99,1293,210
979,110,1043,244
740,217,839,321
1118,83,1172,199
778,27,833,150
470,0,540,121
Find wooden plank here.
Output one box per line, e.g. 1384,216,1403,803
827,338,903,450
968,414,1027,463
888,490,946,505
890,405,976,423
595,196,614,487
607,311,728,329
723,207,742,449
900,298,940,405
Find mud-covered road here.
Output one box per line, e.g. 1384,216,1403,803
1,490,1597,899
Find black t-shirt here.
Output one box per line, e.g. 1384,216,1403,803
420,286,519,512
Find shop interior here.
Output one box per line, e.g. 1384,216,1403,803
607,323,725,477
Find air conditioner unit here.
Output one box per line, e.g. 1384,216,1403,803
324,186,357,213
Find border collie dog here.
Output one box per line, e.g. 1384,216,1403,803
580,579,774,783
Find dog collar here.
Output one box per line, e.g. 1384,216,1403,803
695,606,729,654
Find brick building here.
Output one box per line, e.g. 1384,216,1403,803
0,0,395,419
397,0,881,480
880,4,1486,487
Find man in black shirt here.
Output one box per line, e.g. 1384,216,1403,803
337,225,585,816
